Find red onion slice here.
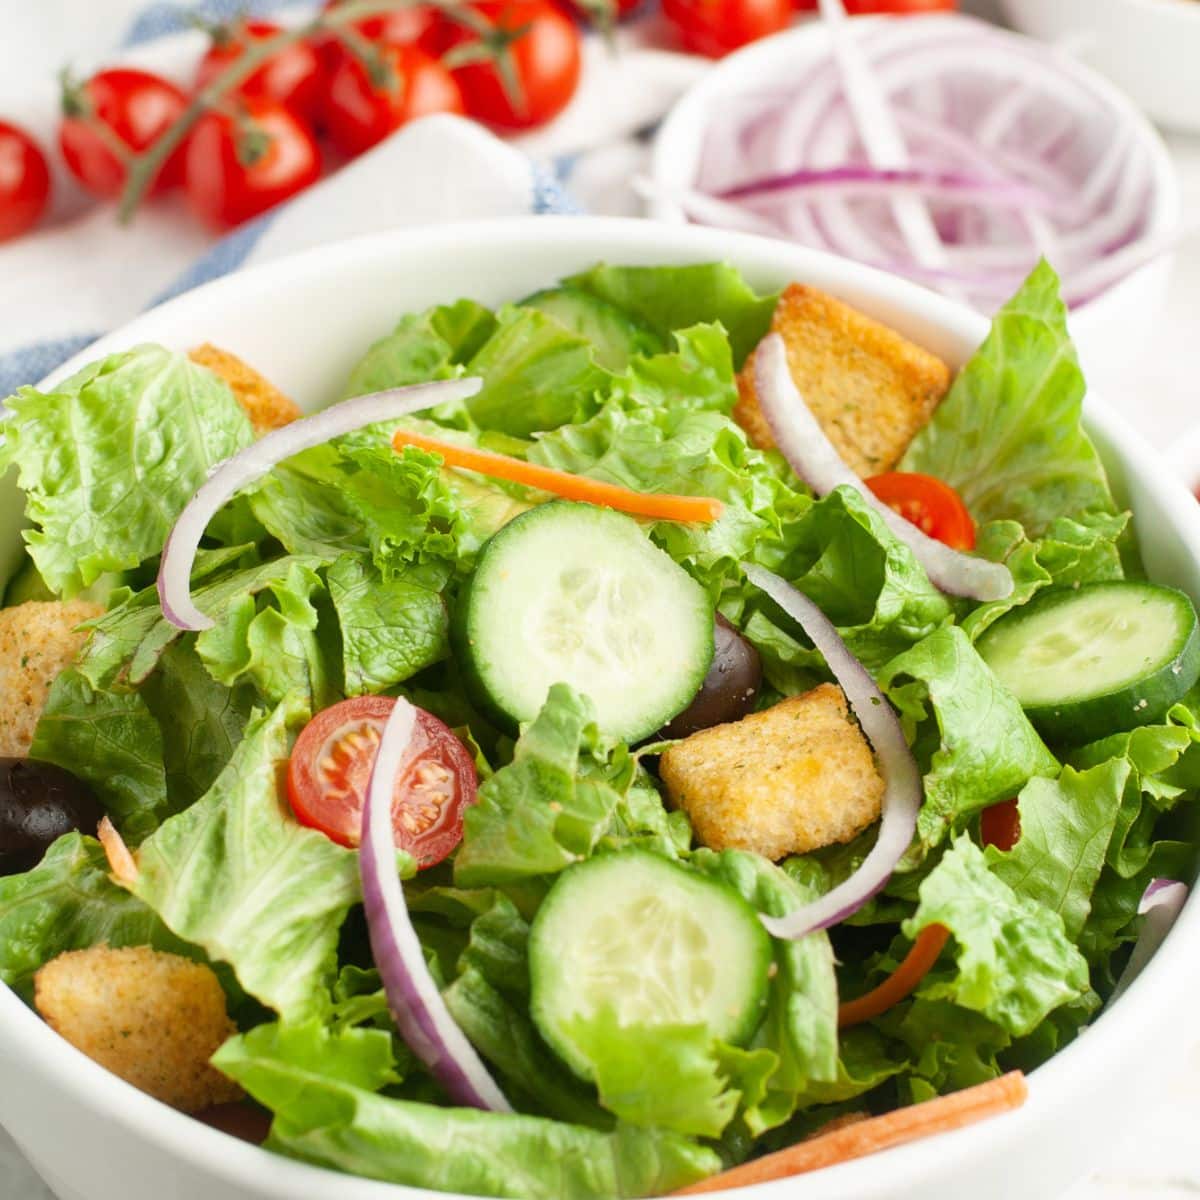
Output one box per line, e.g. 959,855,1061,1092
752,334,1013,603
360,696,511,1111
1109,878,1189,1006
157,377,483,631
742,563,923,938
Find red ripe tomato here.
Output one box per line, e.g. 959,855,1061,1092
195,20,326,126
843,0,956,11
662,0,791,58
323,43,464,157
287,696,477,868
980,798,1021,851
864,471,976,551
441,0,582,131
59,68,188,199
320,0,440,54
0,121,51,242
184,97,320,229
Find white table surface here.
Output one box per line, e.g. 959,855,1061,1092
3,0,1200,1195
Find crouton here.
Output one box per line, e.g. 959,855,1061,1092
189,343,301,435
0,599,103,757
34,945,242,1113
734,284,951,476
659,684,884,860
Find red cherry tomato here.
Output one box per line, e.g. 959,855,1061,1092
195,20,326,126
59,68,188,199
864,471,976,551
321,0,440,53
662,0,791,58
980,798,1021,851
440,0,582,132
287,696,477,868
184,97,320,230
843,0,955,10
0,121,51,242
322,42,464,158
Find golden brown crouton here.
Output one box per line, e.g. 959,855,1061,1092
660,684,884,860
35,945,242,1112
0,599,103,756
189,343,301,435
734,284,951,476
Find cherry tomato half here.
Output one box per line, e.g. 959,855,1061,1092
184,97,320,230
865,471,976,551
662,0,791,58
980,798,1021,851
196,20,326,126
843,0,956,11
59,68,188,199
0,121,51,242
323,42,463,158
441,0,582,132
287,696,477,868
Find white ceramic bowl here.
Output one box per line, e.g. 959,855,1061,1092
648,21,1181,387
1002,0,1200,134
2,216,1200,1200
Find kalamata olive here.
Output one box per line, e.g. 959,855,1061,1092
0,759,104,876
661,615,763,739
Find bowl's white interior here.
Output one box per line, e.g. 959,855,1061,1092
2,217,1200,1200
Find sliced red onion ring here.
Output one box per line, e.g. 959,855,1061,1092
752,334,1013,603
1109,878,1190,1006
360,696,511,1111
157,377,483,631
742,563,922,939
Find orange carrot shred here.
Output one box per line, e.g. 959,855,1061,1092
97,815,138,887
672,1071,1028,1195
838,923,951,1028
392,428,724,524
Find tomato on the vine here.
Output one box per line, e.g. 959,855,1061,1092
843,0,956,11
440,0,582,131
0,122,51,242
320,0,440,55
865,471,976,551
322,42,464,158
195,20,326,126
287,696,477,868
59,68,188,199
184,97,320,229
662,0,791,57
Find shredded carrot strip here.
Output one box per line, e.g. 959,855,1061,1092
672,1071,1028,1195
392,429,724,524
838,923,951,1028
97,816,138,887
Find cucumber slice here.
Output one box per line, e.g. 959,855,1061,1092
521,287,665,372
529,849,772,1079
977,581,1200,744
454,502,713,742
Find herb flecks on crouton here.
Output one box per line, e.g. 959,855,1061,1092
189,343,301,436
734,284,951,475
35,945,242,1112
660,684,884,860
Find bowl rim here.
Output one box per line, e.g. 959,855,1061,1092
3,214,1200,1200
647,15,1182,329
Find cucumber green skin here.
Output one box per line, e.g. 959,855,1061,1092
520,287,665,372
528,848,772,1081
978,582,1200,746
453,502,714,742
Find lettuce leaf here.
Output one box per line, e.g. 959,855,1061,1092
603,324,737,414
0,345,253,596
900,262,1116,536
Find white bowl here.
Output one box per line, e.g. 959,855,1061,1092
648,20,1181,387
3,216,1200,1200
1002,0,1200,134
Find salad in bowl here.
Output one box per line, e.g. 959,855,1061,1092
0,235,1196,1200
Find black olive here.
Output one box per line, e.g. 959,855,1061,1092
0,759,104,876
661,615,763,739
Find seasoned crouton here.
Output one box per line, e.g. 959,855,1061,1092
34,945,242,1112
660,684,884,860
0,599,103,756
734,284,951,475
189,343,301,435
